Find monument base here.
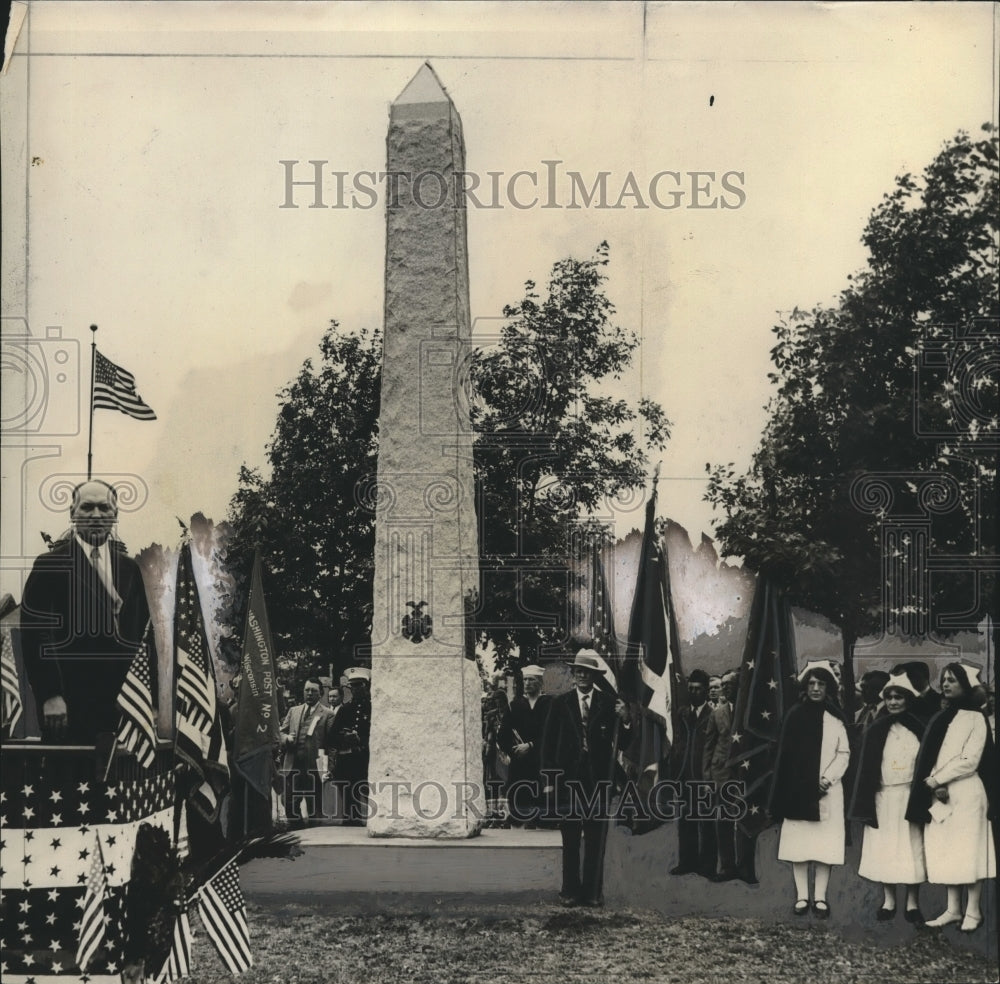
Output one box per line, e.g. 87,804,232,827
240,826,560,901
368,653,485,838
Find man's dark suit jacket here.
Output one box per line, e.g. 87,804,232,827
702,700,735,784
912,688,943,724
671,702,714,782
540,687,616,815
499,693,553,790
20,538,150,743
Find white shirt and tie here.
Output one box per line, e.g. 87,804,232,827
76,534,123,618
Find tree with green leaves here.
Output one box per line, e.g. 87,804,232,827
224,243,669,680
707,125,999,707
470,241,669,664
221,325,382,687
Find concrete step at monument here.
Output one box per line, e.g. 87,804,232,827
241,826,562,901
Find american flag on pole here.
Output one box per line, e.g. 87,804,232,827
116,623,159,769
75,834,110,970
1,611,23,733
92,348,157,420
197,859,252,973
154,902,194,982
586,526,621,694
173,541,230,821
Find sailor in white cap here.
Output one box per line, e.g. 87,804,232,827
499,664,552,826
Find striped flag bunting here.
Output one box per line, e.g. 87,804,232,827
1,611,23,732
1,755,177,980
75,834,110,970
116,622,158,768
173,540,230,821
92,348,157,420
197,859,252,973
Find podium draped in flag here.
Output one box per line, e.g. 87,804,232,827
0,744,178,983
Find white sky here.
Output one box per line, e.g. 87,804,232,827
2,1,997,599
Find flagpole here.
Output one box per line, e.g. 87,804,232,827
87,325,98,480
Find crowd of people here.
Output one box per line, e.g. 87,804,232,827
275,667,372,828
772,658,996,931
478,647,996,922
10,479,996,925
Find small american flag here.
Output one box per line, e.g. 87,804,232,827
75,834,110,970
174,541,230,821
93,348,157,420
155,902,194,982
1,614,23,732
116,623,158,769
197,859,252,973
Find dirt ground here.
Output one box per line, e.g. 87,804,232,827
181,898,998,984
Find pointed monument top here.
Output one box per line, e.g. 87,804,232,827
394,62,450,106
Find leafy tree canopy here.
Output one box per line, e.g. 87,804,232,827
224,243,668,679
707,125,998,677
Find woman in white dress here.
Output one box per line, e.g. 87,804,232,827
907,662,997,933
769,660,851,919
848,672,927,923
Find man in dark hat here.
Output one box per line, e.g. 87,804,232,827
540,648,630,907
855,670,891,730
20,479,152,744
895,661,941,724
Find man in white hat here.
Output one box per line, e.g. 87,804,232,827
331,667,372,825
499,663,552,827
540,648,631,907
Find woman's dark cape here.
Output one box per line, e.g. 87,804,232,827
905,701,998,825
768,700,844,823
847,711,925,828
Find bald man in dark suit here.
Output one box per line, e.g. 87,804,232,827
20,480,151,744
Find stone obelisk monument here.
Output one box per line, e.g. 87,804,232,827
367,64,484,837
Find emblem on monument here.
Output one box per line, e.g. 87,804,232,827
402,600,432,643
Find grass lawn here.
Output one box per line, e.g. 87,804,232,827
180,898,997,984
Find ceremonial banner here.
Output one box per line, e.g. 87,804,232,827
616,483,683,795
234,552,280,798
727,576,798,839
